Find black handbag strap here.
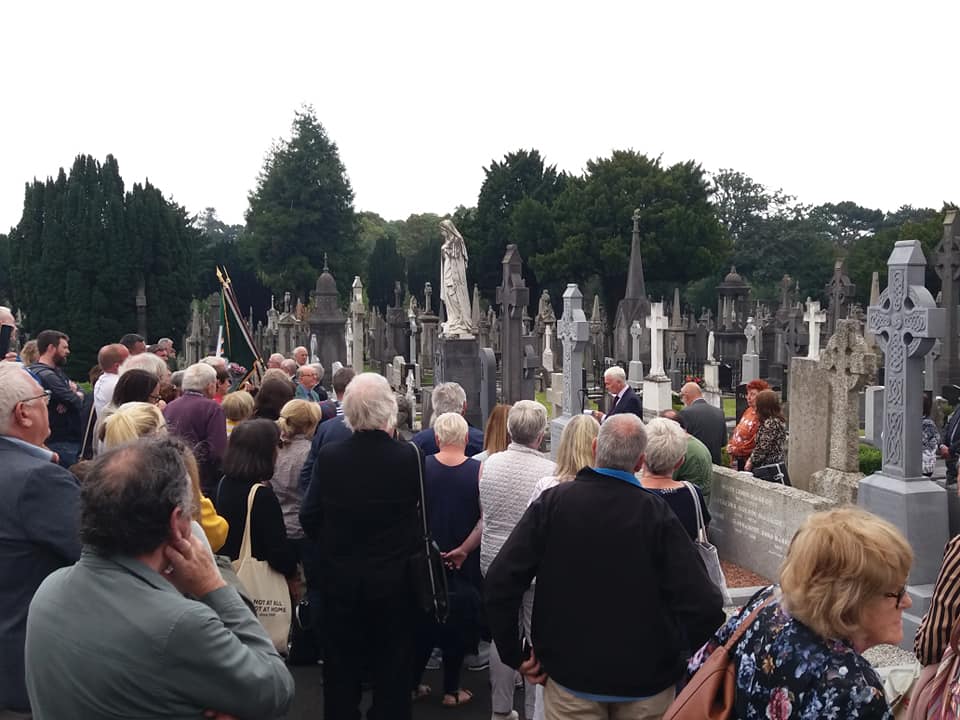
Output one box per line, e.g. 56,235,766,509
408,441,430,539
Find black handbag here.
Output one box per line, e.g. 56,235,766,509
408,442,450,623
753,461,791,486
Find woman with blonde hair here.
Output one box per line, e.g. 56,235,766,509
101,403,229,552
101,402,166,448
103,402,229,552
222,390,254,435
273,399,321,541
473,403,511,462
682,507,912,718
529,414,599,503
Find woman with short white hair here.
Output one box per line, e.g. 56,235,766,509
639,417,709,540
480,399,554,720
411,412,482,707
299,372,422,719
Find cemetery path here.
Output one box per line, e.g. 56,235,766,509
289,664,500,719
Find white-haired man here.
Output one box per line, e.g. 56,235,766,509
267,353,285,370
293,346,309,366
299,373,421,720
412,382,484,456
0,364,81,717
485,413,725,719
162,363,227,495
480,399,555,720
591,365,642,423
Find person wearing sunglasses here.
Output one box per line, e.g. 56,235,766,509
0,364,81,717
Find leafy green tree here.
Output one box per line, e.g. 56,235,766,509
470,149,567,306
400,213,443,308
243,106,359,302
534,151,729,315
809,201,885,250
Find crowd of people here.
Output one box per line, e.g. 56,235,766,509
0,309,951,720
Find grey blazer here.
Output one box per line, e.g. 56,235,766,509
26,549,295,719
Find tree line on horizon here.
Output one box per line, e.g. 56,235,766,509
0,104,953,376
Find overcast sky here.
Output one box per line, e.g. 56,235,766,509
1,1,956,233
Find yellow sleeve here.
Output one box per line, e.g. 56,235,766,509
199,495,229,553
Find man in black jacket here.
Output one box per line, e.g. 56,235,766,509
485,413,725,718
29,329,85,467
591,366,642,423
679,381,727,464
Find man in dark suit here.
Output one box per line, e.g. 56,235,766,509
0,364,81,717
592,366,642,423
299,373,421,720
678,382,727,465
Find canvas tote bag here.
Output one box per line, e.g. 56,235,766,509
232,483,292,653
684,482,731,606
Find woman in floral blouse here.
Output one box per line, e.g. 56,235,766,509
727,379,769,470
685,507,913,719
745,389,789,485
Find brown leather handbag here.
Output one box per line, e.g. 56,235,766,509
663,596,775,720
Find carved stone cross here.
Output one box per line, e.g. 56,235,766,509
803,298,827,360
556,284,590,417
867,240,945,479
934,210,960,385
646,302,669,379
818,319,877,471
630,320,642,361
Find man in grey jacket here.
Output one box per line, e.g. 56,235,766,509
25,438,294,720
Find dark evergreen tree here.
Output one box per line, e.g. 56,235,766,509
243,106,360,303
366,231,404,313
8,154,198,376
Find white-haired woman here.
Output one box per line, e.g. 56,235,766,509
480,399,555,720
299,372,422,720
410,412,481,707
639,417,710,541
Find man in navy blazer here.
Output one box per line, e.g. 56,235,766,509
0,364,81,716
592,366,643,423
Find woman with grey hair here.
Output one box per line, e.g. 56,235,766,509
479,399,554,720
639,417,709,540
410,412,481,706
299,373,422,720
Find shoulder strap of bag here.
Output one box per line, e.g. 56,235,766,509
683,481,708,543
237,483,261,563
408,441,429,538
723,594,777,651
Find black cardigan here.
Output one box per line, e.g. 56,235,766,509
485,467,726,698
216,479,298,578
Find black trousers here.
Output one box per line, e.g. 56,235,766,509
323,587,415,720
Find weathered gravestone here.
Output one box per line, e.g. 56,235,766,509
349,276,365,369
627,321,644,389
860,240,947,643
614,209,650,364
809,319,877,503
742,316,760,383
708,466,834,582
643,301,672,420
498,245,532,404
434,335,481,431
803,298,826,361
550,284,590,457
479,347,497,430
934,210,960,388
786,354,830,493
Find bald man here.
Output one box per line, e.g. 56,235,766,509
0,306,17,362
678,382,726,465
